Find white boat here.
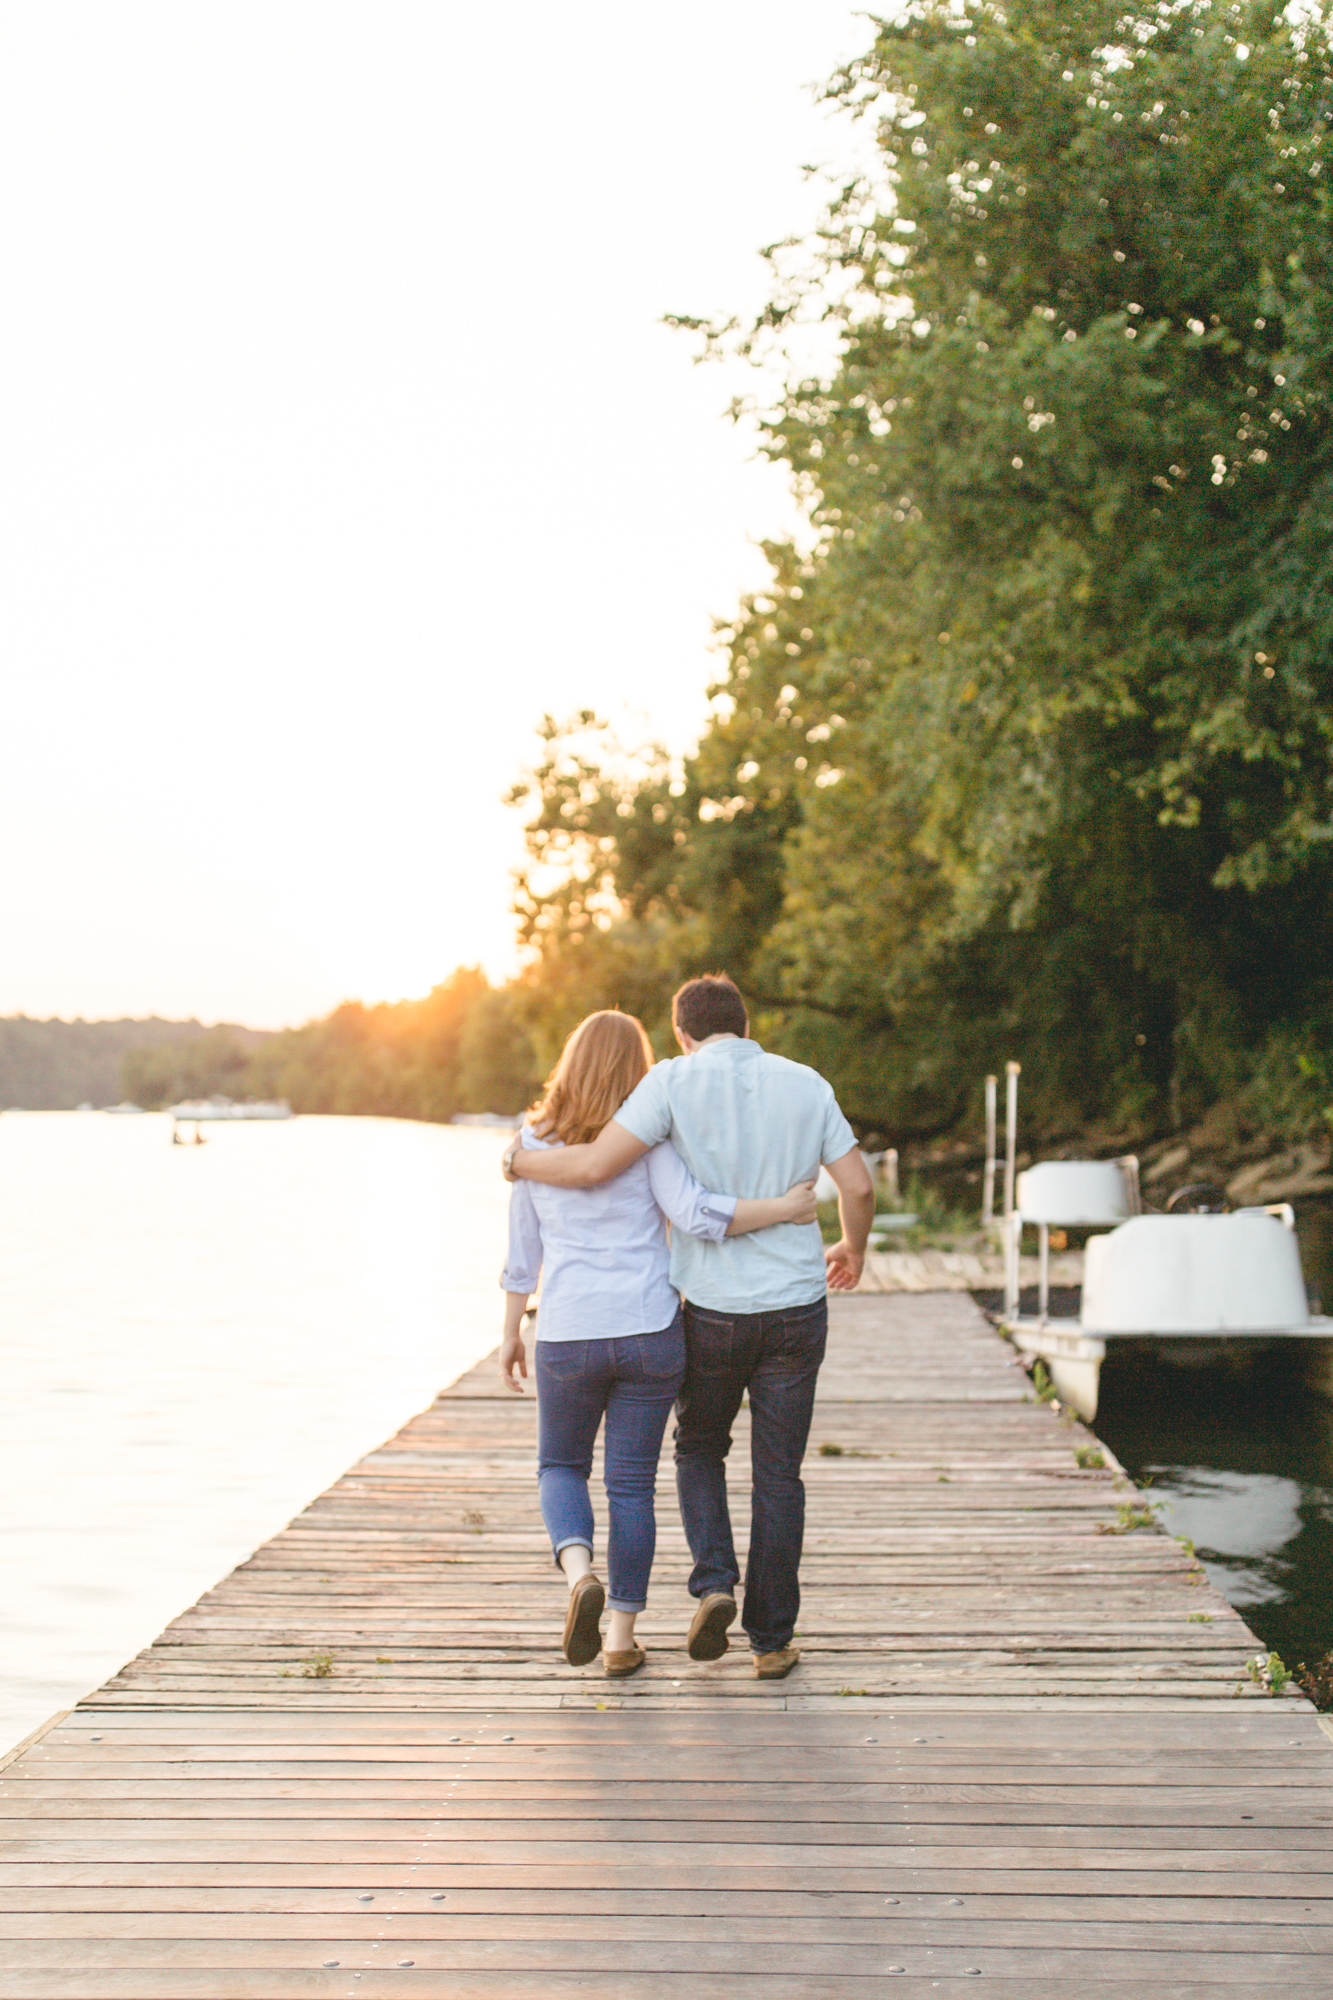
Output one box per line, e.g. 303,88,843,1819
1003,1203,1333,1417
168,1098,292,1122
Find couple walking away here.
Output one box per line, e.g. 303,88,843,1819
498,974,875,1681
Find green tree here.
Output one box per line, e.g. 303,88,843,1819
457,986,543,1115
541,0,1333,1136
244,969,535,1121
507,708,797,1034
121,1026,258,1110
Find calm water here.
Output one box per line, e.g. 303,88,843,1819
0,1112,510,1756
1096,1344,1333,1675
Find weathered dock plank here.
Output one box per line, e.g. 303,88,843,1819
1,1290,1329,1992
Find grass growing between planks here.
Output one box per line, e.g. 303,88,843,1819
1097,1500,1158,1535
1246,1651,1293,1695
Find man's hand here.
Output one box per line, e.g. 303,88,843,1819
498,1328,527,1393
825,1239,865,1291
822,1145,875,1291
779,1180,819,1227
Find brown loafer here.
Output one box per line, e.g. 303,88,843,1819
604,1645,646,1678
754,1646,799,1680
686,1592,737,1661
562,1573,605,1666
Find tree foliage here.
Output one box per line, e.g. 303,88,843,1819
518,0,1333,1140
0,1016,266,1110
244,971,541,1120
110,974,541,1121
123,1026,262,1111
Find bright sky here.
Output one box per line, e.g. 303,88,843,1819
0,2,872,1028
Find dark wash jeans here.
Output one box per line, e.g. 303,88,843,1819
535,1315,686,1613
674,1296,828,1655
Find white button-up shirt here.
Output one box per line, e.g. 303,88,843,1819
500,1125,736,1341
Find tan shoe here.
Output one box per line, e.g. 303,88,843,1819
604,1645,646,1678
686,1592,737,1661
754,1646,800,1680
562,1572,605,1666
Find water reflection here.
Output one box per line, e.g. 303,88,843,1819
1138,1468,1301,1605
1096,1345,1333,1670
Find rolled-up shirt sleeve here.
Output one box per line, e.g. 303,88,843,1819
821,1086,857,1165
500,1177,543,1293
646,1141,737,1241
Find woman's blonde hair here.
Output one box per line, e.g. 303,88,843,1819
529,1010,654,1149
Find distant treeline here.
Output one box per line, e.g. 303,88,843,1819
3,974,587,1124
108,970,546,1120
0,1016,269,1111
236,972,543,1121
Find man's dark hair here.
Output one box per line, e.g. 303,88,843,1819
673,974,748,1044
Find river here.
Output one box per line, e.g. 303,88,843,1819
0,1112,509,1756
1097,1341,1333,1682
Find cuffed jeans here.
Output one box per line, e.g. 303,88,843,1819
535,1314,686,1613
674,1296,827,1655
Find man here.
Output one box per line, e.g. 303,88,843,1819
504,974,875,1680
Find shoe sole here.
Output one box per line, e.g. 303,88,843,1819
605,1650,646,1679
563,1578,605,1666
687,1596,737,1662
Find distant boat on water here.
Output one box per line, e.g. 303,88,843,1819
168,1098,292,1122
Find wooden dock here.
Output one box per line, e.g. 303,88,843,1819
2,1291,1331,1994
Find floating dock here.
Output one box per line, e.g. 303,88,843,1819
2,1292,1330,1993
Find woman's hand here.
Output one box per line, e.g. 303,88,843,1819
499,1326,528,1393
779,1180,819,1226
501,1133,521,1182
726,1180,820,1236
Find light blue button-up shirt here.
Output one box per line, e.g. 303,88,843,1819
614,1037,856,1313
500,1125,736,1341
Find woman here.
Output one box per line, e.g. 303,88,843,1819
499,1009,815,1678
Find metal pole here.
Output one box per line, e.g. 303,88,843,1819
1003,1061,1021,1318
982,1075,997,1229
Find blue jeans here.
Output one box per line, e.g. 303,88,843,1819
535,1315,686,1613
674,1296,827,1655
